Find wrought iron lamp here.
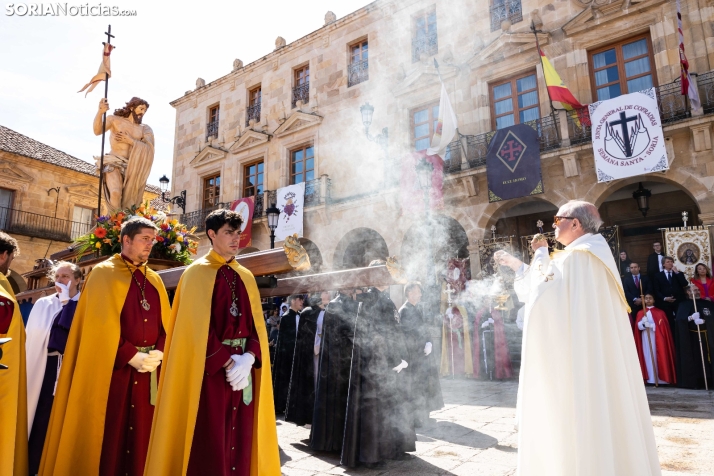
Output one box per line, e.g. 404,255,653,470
158,175,187,215
266,203,281,249
359,102,388,152
632,182,652,217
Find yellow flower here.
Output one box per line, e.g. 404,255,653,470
95,242,102,249
171,219,178,226
177,235,184,242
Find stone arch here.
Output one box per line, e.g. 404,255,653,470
332,227,390,270
299,238,324,273
585,171,711,213
7,269,26,294
474,195,563,241
400,214,470,281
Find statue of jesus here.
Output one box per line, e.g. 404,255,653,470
94,97,154,212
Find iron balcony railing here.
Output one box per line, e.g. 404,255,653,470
0,206,93,242
304,177,331,206
698,70,714,115
179,202,231,233
490,0,523,31
246,102,261,126
348,59,369,87
657,80,690,124
566,108,592,146
291,82,310,109
444,114,560,174
206,120,219,140
411,31,438,63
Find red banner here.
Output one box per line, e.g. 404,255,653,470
230,196,254,248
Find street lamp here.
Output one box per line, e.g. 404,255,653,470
359,102,389,182
266,203,281,249
158,174,187,215
632,182,651,217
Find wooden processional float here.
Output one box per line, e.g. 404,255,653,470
15,235,407,303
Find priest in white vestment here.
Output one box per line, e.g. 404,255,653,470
496,200,660,476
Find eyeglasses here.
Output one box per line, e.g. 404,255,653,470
553,216,575,226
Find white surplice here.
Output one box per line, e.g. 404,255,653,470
24,294,62,432
516,233,660,476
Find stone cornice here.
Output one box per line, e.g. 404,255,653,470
273,111,323,138
562,0,667,36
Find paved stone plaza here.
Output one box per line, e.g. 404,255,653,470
278,379,714,475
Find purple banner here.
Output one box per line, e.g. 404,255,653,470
486,124,543,202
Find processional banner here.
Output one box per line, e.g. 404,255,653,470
589,88,669,182
275,182,305,241
486,124,543,203
664,227,712,279
230,196,254,248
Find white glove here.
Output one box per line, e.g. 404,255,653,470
638,319,647,330
424,342,432,356
481,318,495,329
128,352,150,372
689,312,700,322
392,359,408,373
231,376,250,392
226,353,255,386
314,344,320,356
141,349,163,373
56,281,71,303
694,318,705,325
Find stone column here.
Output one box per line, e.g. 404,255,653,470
468,243,482,279
698,212,714,250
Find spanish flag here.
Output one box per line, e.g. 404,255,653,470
540,49,583,110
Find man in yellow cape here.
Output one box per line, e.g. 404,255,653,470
0,232,28,476
145,209,279,475
40,217,171,476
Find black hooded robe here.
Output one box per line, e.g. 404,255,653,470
341,288,416,467
310,293,359,452
675,299,714,389
273,308,299,413
285,305,320,426
399,301,444,426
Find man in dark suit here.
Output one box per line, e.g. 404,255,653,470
622,262,652,325
646,241,665,279
653,256,689,333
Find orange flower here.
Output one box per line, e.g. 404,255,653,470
94,227,108,239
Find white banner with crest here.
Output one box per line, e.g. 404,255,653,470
589,88,669,182
664,227,712,279
275,182,305,242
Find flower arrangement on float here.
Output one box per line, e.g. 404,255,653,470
74,202,199,265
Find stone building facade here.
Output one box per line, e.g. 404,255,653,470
0,125,161,292
168,0,714,283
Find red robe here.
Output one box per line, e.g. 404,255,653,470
633,307,676,385
0,293,12,333
99,265,165,476
472,309,513,379
187,264,262,476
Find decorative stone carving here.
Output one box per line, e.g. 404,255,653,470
233,59,243,71
691,124,712,152
189,146,226,169
195,78,205,89
560,153,580,178
324,11,336,25
284,234,311,271
273,111,323,137
275,37,286,50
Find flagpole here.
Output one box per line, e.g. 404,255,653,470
530,21,555,115
97,24,114,217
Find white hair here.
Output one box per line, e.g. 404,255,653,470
558,200,603,234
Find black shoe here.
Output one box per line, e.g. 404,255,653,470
364,461,387,469
394,453,415,461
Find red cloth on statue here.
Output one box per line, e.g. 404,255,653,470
633,307,677,384
187,264,262,476
692,279,714,300
99,267,165,476
472,309,513,379
0,295,13,333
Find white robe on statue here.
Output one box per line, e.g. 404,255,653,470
516,233,660,476
25,294,62,432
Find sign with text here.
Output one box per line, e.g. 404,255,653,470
230,196,254,248
275,182,305,242
589,88,668,182
486,123,543,202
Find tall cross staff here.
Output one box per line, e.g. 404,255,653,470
640,278,658,386
443,283,455,379
688,283,709,390
96,25,115,216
